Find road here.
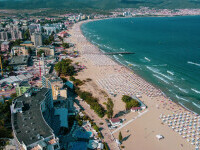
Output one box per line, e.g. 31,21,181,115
78,98,120,150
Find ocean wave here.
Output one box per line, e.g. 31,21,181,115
119,54,123,56
144,57,151,62
92,34,98,37
174,85,188,93
153,74,169,84
187,61,200,67
153,64,167,67
167,70,174,76
102,45,117,51
120,48,125,51
174,85,178,88
178,87,188,93
175,95,189,102
113,55,119,60
146,66,159,73
125,61,137,67
178,102,191,112
146,66,173,81
191,88,200,94
192,102,200,109
103,45,112,50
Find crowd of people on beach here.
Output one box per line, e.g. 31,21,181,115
72,22,163,98
97,73,163,97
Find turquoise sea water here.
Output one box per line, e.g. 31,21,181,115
81,16,200,114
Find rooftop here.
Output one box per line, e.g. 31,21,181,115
2,41,10,45
11,88,54,146
37,45,55,49
131,107,141,110
43,74,63,87
22,41,33,44
110,117,120,123
9,56,29,66
19,81,31,87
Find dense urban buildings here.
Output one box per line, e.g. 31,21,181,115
36,46,55,57
1,7,200,150
42,74,67,101
15,81,31,96
11,46,29,56
11,88,60,150
1,41,10,51
31,32,43,47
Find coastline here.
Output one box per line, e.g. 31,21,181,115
68,19,198,150
79,18,198,115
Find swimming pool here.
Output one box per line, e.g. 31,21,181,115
73,128,93,139
68,141,88,150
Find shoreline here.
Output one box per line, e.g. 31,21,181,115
79,18,199,116
68,19,198,150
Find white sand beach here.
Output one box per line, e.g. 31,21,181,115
67,20,199,150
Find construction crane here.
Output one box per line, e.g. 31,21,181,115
0,56,3,76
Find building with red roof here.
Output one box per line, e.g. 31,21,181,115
110,117,121,126
131,107,141,112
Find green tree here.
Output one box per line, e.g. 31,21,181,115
43,34,55,45
10,39,22,47
37,50,45,57
122,95,132,103
103,142,109,150
106,98,114,118
119,131,123,143
122,95,140,110
10,93,17,99
28,47,32,55
77,90,105,118
126,100,140,110
69,76,75,81
23,29,30,40
62,43,69,49
54,59,75,76
92,124,99,132
58,36,63,43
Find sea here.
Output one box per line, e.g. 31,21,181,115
81,16,200,114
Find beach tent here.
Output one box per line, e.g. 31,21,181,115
156,135,164,140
